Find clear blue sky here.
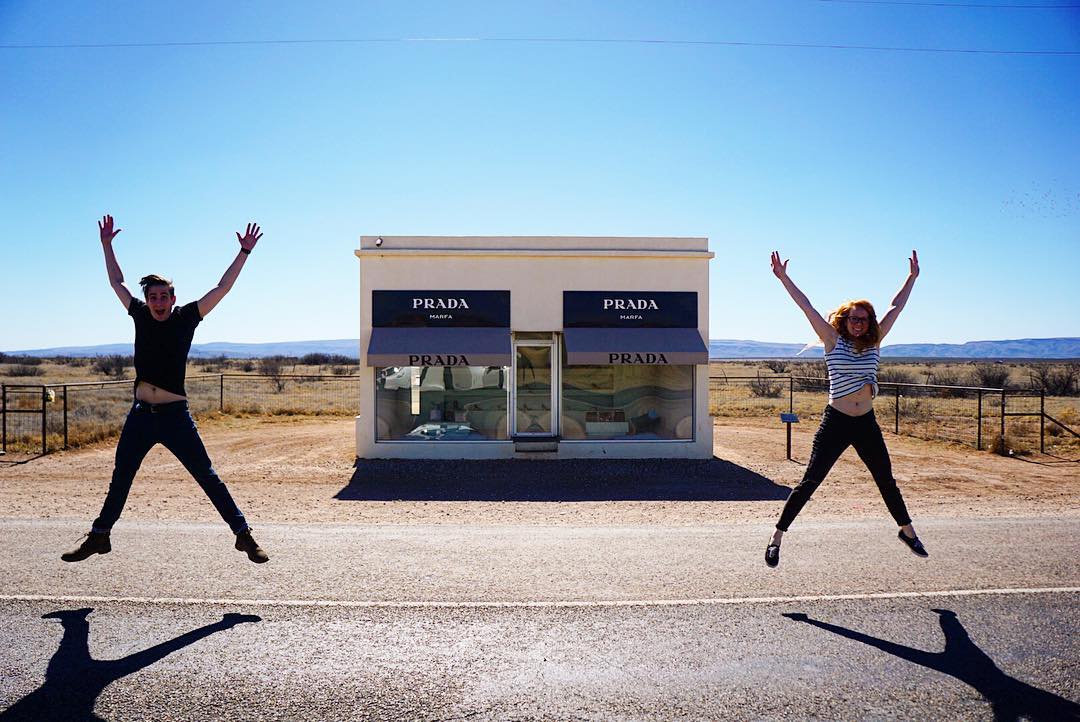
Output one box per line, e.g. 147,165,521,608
2,1,1078,351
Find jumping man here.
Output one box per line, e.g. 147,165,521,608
62,215,268,564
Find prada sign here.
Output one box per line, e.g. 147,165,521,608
373,290,511,328
608,352,669,364
367,291,512,367
562,291,707,366
408,354,471,366
563,291,697,329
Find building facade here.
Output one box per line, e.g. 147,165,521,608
356,236,714,459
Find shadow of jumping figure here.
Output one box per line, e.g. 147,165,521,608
783,609,1080,722
1,608,261,722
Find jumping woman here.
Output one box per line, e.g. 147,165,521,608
765,249,927,567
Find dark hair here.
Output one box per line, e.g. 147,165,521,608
139,274,174,298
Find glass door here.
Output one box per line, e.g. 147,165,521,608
511,339,558,436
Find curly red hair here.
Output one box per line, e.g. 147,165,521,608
829,299,880,352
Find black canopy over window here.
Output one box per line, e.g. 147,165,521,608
563,327,708,365
366,327,512,367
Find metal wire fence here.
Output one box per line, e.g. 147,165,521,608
1,374,360,455
707,374,1079,458
3,372,1076,457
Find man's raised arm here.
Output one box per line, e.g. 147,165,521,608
100,214,133,310
197,222,262,318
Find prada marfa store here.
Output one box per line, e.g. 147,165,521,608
356,236,714,459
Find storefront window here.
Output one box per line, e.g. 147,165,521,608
561,365,694,441
376,366,509,441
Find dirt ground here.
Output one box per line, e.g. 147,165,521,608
0,416,1076,527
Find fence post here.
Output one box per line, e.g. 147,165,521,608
1040,389,1045,454
63,385,69,449
999,388,1007,455
41,385,47,455
894,385,900,434
977,390,983,451
1,384,5,454
220,374,224,412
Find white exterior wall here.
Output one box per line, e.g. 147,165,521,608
355,236,714,459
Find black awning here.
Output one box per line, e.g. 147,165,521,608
366,327,512,367
563,328,709,365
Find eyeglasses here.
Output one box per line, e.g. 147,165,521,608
845,316,870,325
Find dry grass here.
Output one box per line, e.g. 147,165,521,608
711,358,1079,389
2,357,1077,456
707,361,1080,457
0,365,359,453
0,356,359,384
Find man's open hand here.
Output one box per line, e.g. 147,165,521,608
99,215,121,244
236,222,262,252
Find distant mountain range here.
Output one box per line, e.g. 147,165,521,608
5,337,1078,360
707,337,1080,359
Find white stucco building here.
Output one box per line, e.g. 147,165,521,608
356,236,713,459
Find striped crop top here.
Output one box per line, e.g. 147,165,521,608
825,335,880,402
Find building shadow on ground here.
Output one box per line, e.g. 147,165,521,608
0,608,261,722
337,457,790,502
782,609,1079,722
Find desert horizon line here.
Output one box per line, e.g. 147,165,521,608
4,336,1079,360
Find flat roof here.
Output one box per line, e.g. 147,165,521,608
356,236,709,253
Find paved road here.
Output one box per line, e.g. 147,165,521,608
1,517,1078,720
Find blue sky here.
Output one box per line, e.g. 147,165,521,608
2,1,1078,351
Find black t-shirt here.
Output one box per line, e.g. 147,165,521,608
129,297,202,397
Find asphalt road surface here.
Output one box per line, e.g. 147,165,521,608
1,518,1077,720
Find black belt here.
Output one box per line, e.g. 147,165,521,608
133,400,189,414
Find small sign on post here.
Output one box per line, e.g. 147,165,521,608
780,413,799,461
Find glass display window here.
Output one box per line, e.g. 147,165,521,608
375,366,509,441
561,364,694,441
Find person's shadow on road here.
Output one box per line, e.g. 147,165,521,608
0,608,261,722
783,609,1079,722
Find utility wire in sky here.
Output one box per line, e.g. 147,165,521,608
815,0,1079,8
0,36,1078,55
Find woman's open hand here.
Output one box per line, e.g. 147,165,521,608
771,251,789,280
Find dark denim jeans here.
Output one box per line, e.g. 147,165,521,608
92,401,248,534
776,405,912,532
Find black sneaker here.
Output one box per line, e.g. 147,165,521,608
61,531,111,562
235,529,269,564
765,543,780,568
898,530,929,558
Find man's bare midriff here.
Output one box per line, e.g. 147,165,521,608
135,381,187,404
829,382,874,416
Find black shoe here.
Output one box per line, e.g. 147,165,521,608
765,544,780,568
898,530,928,557
235,529,269,564
61,531,111,562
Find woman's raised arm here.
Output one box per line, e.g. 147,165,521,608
878,250,919,339
771,251,836,346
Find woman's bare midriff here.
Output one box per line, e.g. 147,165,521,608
829,383,874,416
135,381,187,404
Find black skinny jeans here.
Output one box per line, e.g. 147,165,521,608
776,405,912,532
92,401,249,534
